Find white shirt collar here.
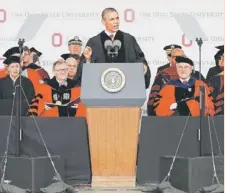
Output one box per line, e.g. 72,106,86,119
180,76,190,83
105,30,117,39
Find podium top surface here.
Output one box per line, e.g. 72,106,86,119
81,63,146,107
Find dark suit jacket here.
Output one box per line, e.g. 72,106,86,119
83,30,151,88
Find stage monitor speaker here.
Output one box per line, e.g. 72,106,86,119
160,156,224,193
0,155,64,193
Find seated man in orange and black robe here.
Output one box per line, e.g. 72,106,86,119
155,56,214,116
147,48,205,116
29,59,86,117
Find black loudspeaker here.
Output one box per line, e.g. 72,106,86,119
160,156,224,193
0,155,64,193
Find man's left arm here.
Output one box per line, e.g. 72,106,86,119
133,37,151,89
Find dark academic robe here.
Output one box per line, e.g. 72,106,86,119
155,78,215,116
68,73,81,86
29,77,86,117
157,63,170,73
206,66,222,83
0,75,35,103
83,30,151,88
147,67,206,116
209,73,224,115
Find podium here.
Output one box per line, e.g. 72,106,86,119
81,63,146,188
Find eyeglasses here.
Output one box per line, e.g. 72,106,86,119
177,66,191,70
68,65,77,68
54,68,68,73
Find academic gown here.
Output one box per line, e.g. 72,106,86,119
157,63,170,73
21,64,44,95
206,66,222,83
209,72,224,115
147,66,206,116
155,78,215,116
83,30,151,89
29,77,86,117
0,75,35,103
22,63,50,80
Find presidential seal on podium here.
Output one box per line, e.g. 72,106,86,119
101,68,126,93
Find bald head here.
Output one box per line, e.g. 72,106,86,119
171,48,185,66
171,48,184,57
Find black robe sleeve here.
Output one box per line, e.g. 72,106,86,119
132,37,151,89
209,75,224,115
147,72,169,115
144,64,151,89
206,67,222,83
81,37,94,63
24,78,35,103
0,80,2,99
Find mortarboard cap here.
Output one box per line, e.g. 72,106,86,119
3,56,21,65
215,45,224,51
3,47,20,58
175,56,194,66
214,45,224,60
61,53,80,61
30,47,42,57
68,36,82,46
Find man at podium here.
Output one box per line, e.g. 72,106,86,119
82,7,151,88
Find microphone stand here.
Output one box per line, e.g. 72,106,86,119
196,38,205,156
15,38,25,156
108,49,118,63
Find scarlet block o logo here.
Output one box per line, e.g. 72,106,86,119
0,9,7,23
182,34,193,47
124,9,135,23
52,33,62,47
0,58,5,68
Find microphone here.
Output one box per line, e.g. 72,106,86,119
18,38,25,54
104,40,113,56
112,40,121,56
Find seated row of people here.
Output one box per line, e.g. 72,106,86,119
147,44,224,116
0,55,86,117
0,39,223,117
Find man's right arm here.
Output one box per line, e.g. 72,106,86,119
82,38,93,63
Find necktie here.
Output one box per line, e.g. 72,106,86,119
109,34,114,40
183,81,188,84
